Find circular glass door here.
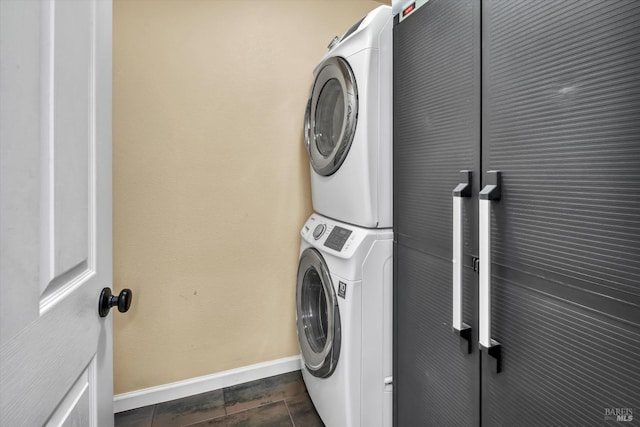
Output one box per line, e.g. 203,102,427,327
296,248,341,378
305,57,358,176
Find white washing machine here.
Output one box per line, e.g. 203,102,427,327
304,6,393,229
296,213,393,427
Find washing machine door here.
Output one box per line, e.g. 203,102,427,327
305,57,358,176
296,248,341,378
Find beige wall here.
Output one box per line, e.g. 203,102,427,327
113,0,386,394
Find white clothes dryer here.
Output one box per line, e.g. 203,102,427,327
304,6,393,229
296,213,393,427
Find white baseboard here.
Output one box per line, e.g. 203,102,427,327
113,355,302,413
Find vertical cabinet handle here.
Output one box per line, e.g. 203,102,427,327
479,171,502,372
452,171,472,353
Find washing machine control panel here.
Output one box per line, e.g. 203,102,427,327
323,226,352,252
301,214,370,258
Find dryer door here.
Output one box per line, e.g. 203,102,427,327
296,248,341,378
305,57,358,176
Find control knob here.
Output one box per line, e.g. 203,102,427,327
313,224,326,240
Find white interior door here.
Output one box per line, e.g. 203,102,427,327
0,0,113,425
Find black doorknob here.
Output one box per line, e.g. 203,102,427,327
99,287,133,318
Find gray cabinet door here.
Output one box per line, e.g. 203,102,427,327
393,0,481,425
481,1,640,424
394,0,640,425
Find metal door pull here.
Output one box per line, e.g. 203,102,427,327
452,170,472,354
479,171,502,373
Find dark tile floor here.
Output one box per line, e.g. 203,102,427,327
114,370,325,427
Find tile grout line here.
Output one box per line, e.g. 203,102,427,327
149,404,157,427
226,398,288,416
283,399,297,427
221,387,228,418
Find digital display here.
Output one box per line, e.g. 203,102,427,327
324,226,352,252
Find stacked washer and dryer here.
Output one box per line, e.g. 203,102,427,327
295,6,393,427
